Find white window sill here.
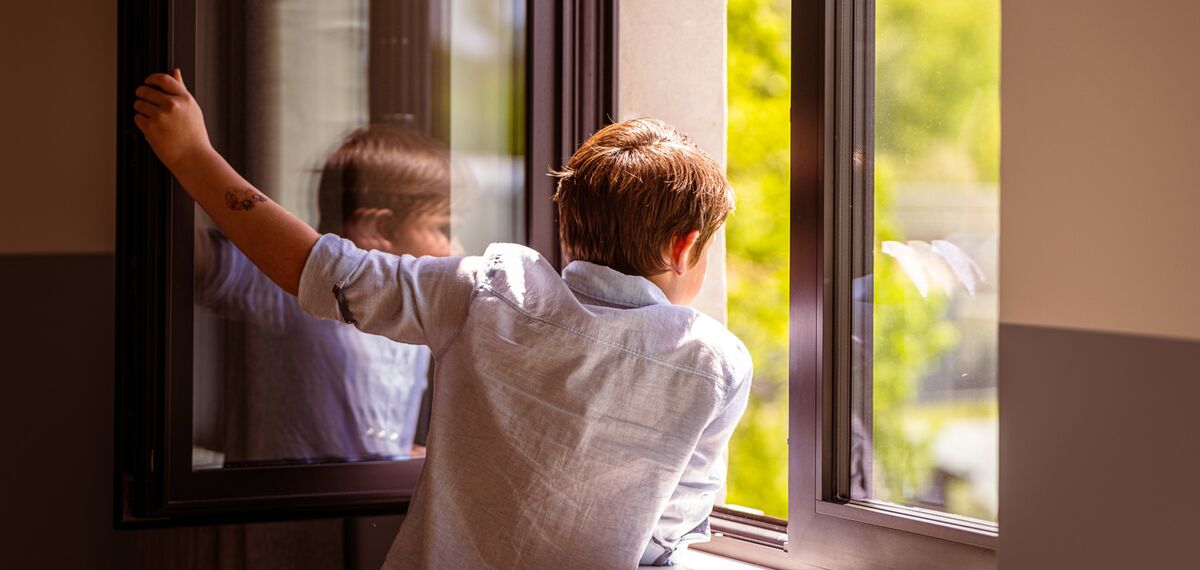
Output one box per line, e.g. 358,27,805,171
638,548,769,570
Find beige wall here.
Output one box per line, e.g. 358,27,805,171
1000,2,1200,569
0,0,116,254
619,0,729,323
1000,0,1200,341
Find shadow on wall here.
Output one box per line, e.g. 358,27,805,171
0,254,400,569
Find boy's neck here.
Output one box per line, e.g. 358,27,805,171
645,271,697,307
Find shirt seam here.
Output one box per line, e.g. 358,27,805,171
476,283,730,390
432,284,481,360
710,368,750,428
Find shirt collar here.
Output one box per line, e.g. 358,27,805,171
561,260,671,308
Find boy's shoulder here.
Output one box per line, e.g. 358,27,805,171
471,241,752,390
480,242,545,268
676,308,754,393
465,242,566,309
475,242,553,289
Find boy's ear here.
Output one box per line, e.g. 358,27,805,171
669,230,702,275
344,207,396,251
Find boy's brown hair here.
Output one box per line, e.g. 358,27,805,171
317,124,453,235
552,118,733,277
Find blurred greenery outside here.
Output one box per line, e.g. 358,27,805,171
723,0,1000,520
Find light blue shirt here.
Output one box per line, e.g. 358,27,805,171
298,235,752,568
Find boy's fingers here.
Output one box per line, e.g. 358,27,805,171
173,68,186,89
135,85,169,106
133,100,158,117
144,72,186,96
133,113,148,131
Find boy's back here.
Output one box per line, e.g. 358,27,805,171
299,238,751,568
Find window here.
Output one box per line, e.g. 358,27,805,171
722,0,792,523
856,0,999,523
709,0,999,566
117,0,996,558
189,0,525,472
116,0,615,524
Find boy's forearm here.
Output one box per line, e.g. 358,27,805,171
172,147,319,296
133,70,319,296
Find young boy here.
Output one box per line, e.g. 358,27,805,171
135,69,751,568
193,124,454,463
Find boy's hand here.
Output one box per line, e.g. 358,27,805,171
134,69,213,170
128,68,318,296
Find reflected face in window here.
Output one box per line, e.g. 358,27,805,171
318,124,461,258
343,207,455,258
393,210,456,258
190,0,526,470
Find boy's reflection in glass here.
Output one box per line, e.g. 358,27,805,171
195,125,453,465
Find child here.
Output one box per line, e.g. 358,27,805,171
193,125,454,464
135,69,751,568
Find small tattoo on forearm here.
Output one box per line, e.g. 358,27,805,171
224,187,268,211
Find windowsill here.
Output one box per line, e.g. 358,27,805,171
637,547,771,570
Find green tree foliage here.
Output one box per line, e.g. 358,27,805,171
724,0,998,518
724,0,792,518
875,0,1000,184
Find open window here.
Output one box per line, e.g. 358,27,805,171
115,0,616,525
706,0,999,566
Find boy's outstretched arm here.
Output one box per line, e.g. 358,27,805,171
134,69,318,295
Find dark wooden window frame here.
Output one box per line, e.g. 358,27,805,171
700,0,997,566
115,0,617,527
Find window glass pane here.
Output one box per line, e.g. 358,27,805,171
190,0,524,470
859,0,1000,521
723,0,791,519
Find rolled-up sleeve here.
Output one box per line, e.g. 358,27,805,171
297,234,479,351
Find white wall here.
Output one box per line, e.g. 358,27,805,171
619,0,729,322
1001,0,1200,342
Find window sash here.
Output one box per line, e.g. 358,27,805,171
697,0,997,565
114,0,617,526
